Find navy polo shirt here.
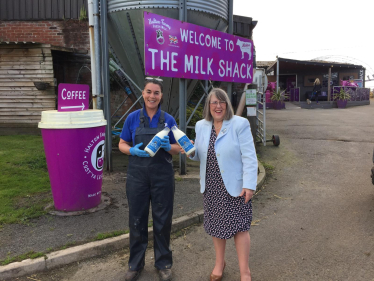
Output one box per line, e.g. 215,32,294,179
120,105,177,146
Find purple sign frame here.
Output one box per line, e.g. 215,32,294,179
58,83,89,112
144,12,253,84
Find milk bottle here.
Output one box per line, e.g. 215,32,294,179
144,127,170,157
171,125,196,156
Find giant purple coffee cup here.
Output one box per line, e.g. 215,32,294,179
38,110,107,212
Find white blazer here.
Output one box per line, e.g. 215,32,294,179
190,115,258,196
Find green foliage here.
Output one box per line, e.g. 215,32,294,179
111,135,121,147
175,103,204,140
186,103,204,139
79,6,88,21
0,136,52,225
94,230,129,241
1,251,45,266
270,89,288,102
334,88,351,101
60,242,77,250
262,162,275,171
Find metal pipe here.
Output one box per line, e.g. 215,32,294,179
263,88,266,146
328,67,332,101
93,0,103,109
179,79,186,175
256,90,259,142
108,45,139,99
226,0,234,100
186,81,210,126
114,94,143,128
111,96,129,119
101,0,113,172
276,56,279,93
186,94,203,125
88,0,97,109
109,59,142,97
228,0,233,34
179,0,187,175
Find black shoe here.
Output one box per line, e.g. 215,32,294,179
125,268,143,281
158,268,172,281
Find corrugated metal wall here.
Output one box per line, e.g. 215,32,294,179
0,0,88,21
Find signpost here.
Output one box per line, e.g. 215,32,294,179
144,12,254,84
58,83,89,112
245,89,257,106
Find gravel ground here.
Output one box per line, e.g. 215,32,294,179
3,101,374,281
0,153,203,261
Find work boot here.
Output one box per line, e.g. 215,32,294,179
124,268,142,281
158,268,172,281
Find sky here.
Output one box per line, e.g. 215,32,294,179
233,0,374,89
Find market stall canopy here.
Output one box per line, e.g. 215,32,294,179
265,57,364,75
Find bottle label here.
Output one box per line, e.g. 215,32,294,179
146,136,162,153
177,136,194,152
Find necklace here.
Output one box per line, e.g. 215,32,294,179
214,122,223,132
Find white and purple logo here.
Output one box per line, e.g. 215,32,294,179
156,29,164,45
91,140,105,171
83,132,105,180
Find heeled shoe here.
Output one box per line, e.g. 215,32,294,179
210,261,226,281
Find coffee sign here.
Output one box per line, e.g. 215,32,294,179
58,83,89,112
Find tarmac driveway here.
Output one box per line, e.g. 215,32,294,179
5,102,374,280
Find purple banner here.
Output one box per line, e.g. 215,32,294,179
144,12,253,83
58,83,89,112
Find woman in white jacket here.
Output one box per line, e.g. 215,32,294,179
188,88,258,281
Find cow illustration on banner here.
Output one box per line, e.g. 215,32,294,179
236,39,252,60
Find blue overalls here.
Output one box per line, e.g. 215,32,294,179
126,109,174,271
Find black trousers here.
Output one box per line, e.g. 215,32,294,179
126,163,174,271
315,91,320,102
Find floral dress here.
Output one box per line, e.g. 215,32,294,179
203,125,253,239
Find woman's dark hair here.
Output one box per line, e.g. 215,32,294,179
144,77,163,93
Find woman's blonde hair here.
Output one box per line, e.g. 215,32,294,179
202,88,234,121
314,78,321,85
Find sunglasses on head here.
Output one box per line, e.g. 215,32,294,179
145,77,163,83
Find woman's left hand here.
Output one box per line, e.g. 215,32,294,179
239,188,254,203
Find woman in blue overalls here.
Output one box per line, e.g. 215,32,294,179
119,78,180,281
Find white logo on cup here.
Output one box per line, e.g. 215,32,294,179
91,140,105,171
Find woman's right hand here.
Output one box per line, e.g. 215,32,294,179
182,140,195,158
179,146,185,154
129,143,150,157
